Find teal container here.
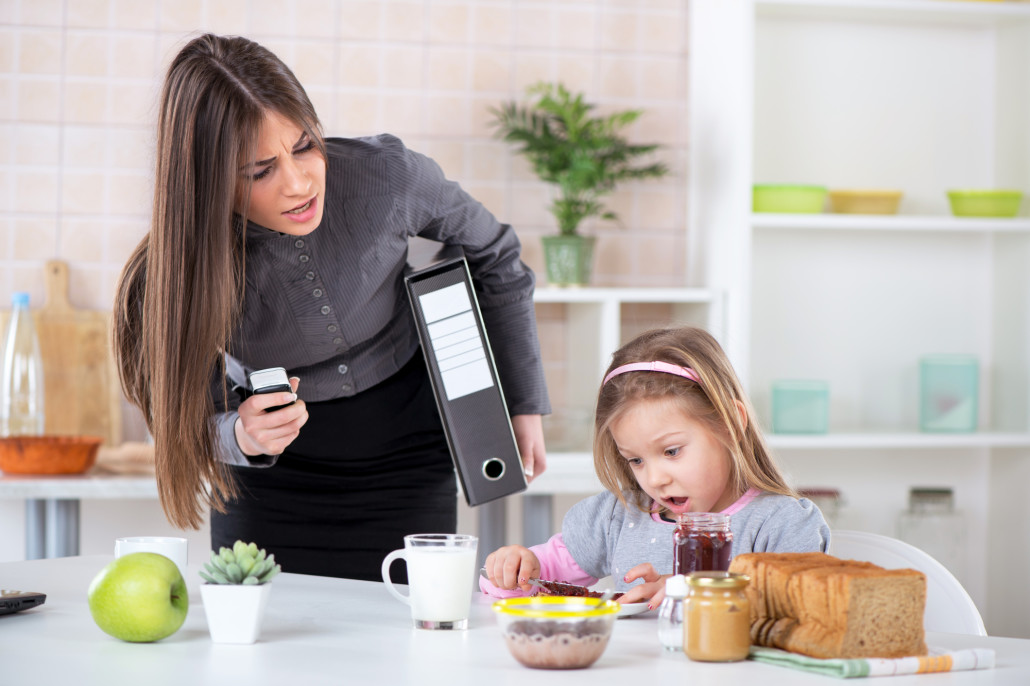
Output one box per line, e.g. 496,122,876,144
919,355,979,433
771,380,829,434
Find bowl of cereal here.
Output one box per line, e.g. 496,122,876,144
492,596,620,670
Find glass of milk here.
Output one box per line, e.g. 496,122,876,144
381,534,478,630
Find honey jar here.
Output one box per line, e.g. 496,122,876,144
683,571,751,662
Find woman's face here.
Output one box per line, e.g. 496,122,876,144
609,396,739,515
239,111,326,235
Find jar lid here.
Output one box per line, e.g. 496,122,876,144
799,487,841,499
686,571,750,588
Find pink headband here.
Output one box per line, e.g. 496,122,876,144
602,361,702,386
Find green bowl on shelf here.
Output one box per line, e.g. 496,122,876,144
753,184,827,213
946,190,1023,218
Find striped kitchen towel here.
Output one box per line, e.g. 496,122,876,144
748,646,995,678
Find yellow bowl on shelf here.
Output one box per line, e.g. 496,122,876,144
828,189,903,215
946,190,1023,218
752,185,827,213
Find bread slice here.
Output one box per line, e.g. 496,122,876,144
728,552,927,659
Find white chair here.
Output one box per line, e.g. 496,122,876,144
828,529,987,636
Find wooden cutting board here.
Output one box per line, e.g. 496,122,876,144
0,260,123,444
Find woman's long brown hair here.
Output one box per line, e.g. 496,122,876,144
593,326,797,516
113,34,325,529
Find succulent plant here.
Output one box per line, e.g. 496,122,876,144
200,540,281,585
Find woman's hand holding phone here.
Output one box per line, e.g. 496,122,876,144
235,376,308,457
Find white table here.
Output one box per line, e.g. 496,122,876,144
1,556,1027,685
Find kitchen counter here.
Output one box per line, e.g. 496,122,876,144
1,556,1027,685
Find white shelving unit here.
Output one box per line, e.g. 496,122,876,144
689,0,1030,636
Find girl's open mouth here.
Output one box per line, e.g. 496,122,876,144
665,496,691,513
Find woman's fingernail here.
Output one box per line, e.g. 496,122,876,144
623,575,630,582
290,393,298,401
647,603,655,610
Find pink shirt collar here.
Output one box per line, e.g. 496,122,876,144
650,487,763,524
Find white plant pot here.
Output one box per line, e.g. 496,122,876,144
200,583,272,644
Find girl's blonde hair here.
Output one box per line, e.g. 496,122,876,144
113,34,326,529
593,326,797,514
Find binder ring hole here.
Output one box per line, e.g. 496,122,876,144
482,458,505,481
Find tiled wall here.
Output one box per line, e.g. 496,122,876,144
2,0,690,437
1,0,688,304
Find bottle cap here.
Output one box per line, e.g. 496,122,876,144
665,574,688,598
12,292,29,307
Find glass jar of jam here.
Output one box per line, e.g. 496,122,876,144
672,512,732,575
683,571,751,662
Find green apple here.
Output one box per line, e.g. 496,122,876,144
87,552,189,642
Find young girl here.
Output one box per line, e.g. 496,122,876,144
481,326,829,606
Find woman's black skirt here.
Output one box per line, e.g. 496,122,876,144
210,351,456,582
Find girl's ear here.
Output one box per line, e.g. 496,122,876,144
734,399,749,432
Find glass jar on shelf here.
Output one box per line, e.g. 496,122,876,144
896,487,966,582
799,487,842,530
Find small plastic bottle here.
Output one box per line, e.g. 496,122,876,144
1,292,45,436
657,574,688,652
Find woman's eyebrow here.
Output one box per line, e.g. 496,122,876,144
244,134,309,169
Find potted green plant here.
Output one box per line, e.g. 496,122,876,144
491,82,669,286
199,540,281,644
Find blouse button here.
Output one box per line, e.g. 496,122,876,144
341,383,353,392
320,305,330,315
327,324,337,332
299,254,310,263
338,364,348,375
305,271,315,280
333,337,342,345
312,288,323,298
294,239,305,248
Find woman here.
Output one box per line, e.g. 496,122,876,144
114,34,550,581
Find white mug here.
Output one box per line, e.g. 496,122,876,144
115,536,188,579
381,533,478,630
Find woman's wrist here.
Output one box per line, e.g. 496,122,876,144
233,415,262,456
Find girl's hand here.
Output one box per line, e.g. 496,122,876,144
483,545,541,592
619,563,669,610
235,376,308,456
511,414,546,482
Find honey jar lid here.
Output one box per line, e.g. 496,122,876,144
686,571,750,588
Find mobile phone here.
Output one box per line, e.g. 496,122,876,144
0,590,46,615
248,367,295,413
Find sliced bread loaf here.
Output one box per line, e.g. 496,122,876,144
728,551,927,659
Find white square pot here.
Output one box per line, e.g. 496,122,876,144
200,583,272,644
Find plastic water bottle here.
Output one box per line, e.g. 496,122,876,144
657,574,688,651
1,292,45,436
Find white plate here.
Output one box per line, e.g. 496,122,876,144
616,601,652,618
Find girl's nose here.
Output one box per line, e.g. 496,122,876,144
645,463,672,490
